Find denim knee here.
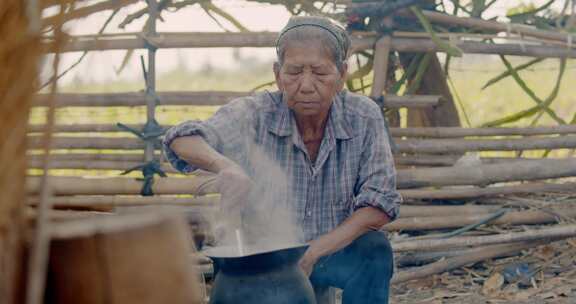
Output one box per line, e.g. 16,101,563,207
348,231,394,277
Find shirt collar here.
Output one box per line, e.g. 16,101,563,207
267,90,353,140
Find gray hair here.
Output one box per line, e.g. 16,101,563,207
276,16,350,72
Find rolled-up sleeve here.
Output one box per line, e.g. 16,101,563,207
162,98,254,174
353,115,402,221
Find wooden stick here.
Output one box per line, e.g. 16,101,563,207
397,158,576,188
394,155,548,167
397,135,576,154
369,36,392,98
32,91,442,108
398,205,503,218
400,181,576,200
27,136,145,150
395,245,521,268
392,241,537,283
28,123,166,133
27,135,576,153
25,195,496,218
384,208,576,231
42,0,139,27
391,125,576,138
391,224,576,252
388,37,576,58
26,159,179,173
418,10,576,45
26,176,218,196
29,124,576,137
27,195,217,207
28,153,145,162
25,157,576,189
27,155,517,171
42,33,576,58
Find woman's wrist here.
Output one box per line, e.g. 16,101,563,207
208,156,236,173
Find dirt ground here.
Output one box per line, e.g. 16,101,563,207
390,239,576,304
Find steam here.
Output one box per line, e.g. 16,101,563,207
210,110,304,255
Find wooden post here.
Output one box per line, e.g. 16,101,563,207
370,34,400,127
0,0,41,302
46,213,203,304
401,53,461,127
369,36,392,99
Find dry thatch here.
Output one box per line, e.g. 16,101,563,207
0,0,42,302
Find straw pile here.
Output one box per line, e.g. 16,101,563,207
0,0,42,302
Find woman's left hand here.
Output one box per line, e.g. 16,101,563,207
299,245,321,277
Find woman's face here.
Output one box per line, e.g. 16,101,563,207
274,41,347,119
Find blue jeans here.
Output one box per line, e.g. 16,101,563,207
309,231,394,304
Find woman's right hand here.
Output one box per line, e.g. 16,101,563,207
215,162,253,210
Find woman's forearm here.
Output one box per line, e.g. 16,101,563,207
308,206,390,259
170,135,234,173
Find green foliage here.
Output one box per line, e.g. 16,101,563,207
410,6,463,57
506,3,539,16
481,58,545,90
481,56,566,127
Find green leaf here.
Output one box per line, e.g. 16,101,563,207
481,57,567,127
410,6,463,57
481,58,545,90
406,53,431,95
390,54,423,94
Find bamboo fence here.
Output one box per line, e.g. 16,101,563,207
22,0,576,296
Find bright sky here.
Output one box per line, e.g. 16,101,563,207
45,0,570,85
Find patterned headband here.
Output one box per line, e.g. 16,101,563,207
275,22,346,58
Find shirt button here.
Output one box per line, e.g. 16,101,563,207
306,210,312,217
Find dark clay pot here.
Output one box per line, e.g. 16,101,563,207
205,244,315,304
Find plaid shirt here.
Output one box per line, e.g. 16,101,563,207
163,90,401,241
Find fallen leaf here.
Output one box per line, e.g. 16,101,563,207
533,245,556,260
483,272,505,297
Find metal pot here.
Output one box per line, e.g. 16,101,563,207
204,244,315,304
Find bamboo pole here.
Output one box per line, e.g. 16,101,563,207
42,0,139,27
143,0,158,168
28,153,145,162
28,124,576,139
27,159,178,173
392,242,537,284
27,136,145,150
28,124,165,133
32,91,441,108
26,176,218,196
393,155,548,167
369,36,392,98
417,10,576,45
384,208,576,231
27,195,219,208
27,135,576,152
42,33,576,58
397,158,576,188
26,155,522,171
400,181,576,200
390,125,576,138
397,135,576,154
398,205,503,218
25,195,496,218
25,157,576,189
392,224,576,252
395,244,522,268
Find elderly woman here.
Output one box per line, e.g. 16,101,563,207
163,16,401,304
